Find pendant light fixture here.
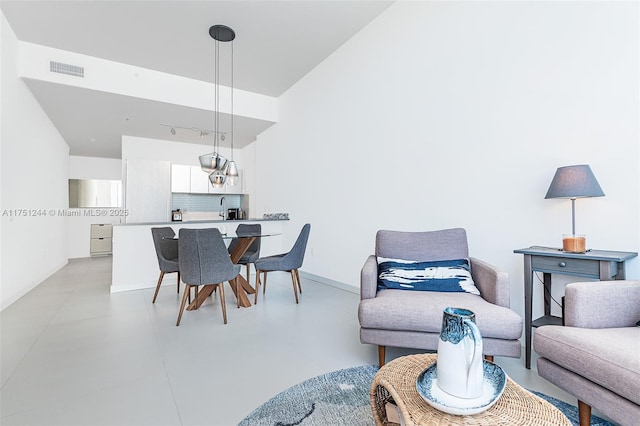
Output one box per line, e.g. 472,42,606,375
198,24,238,188
225,35,239,187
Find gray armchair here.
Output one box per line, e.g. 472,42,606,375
358,228,522,367
534,281,640,426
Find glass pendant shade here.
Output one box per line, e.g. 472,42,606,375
226,160,239,186
199,152,228,173
209,170,227,187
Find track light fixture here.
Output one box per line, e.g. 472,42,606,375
160,123,224,139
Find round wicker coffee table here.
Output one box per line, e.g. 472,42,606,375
370,353,571,426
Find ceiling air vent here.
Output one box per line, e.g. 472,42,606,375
49,61,84,78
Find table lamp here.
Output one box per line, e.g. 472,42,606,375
545,164,604,253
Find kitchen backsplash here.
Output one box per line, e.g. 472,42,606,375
171,193,241,212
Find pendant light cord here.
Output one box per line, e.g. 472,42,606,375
230,39,234,160
214,35,220,153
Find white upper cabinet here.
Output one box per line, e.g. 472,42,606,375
171,164,191,193
190,166,210,194
171,163,243,194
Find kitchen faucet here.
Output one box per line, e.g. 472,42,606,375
219,196,226,220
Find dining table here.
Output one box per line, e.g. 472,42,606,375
169,229,280,310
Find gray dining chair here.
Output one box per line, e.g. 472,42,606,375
151,227,180,303
177,228,241,326
254,223,311,304
227,223,261,284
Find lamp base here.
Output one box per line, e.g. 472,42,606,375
562,234,586,253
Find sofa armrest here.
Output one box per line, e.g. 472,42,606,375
469,257,510,308
361,255,378,300
565,280,640,328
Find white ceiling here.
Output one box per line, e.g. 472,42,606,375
1,0,393,158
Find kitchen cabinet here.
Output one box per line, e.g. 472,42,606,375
90,223,112,256
190,166,211,194
170,163,243,195
171,164,191,193
125,159,171,223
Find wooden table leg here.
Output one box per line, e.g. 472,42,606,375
186,285,215,310
228,236,257,308
227,277,252,308
229,237,255,263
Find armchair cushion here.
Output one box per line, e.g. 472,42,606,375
359,289,522,340
377,257,479,295
535,325,640,406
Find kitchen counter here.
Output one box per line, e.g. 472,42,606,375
115,217,287,226
111,219,289,293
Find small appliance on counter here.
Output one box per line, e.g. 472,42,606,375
171,209,182,222
227,208,240,220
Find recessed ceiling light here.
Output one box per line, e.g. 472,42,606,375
89,138,96,142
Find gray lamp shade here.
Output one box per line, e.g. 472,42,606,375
544,165,605,199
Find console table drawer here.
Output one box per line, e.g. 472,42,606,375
531,256,600,277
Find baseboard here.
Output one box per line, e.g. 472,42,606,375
0,259,68,311
299,271,359,295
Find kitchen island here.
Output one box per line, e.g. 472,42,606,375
111,218,289,293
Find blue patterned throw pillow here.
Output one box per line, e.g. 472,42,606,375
377,257,480,294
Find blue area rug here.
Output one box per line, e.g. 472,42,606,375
239,365,615,426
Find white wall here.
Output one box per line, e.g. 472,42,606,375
1,12,70,311
253,1,640,322
69,155,122,180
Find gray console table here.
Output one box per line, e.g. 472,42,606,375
514,246,637,369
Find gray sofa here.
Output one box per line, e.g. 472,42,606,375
534,281,640,426
358,228,522,367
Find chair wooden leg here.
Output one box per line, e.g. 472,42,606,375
378,346,386,368
290,270,299,304
152,271,165,303
176,284,191,326
262,271,268,294
484,355,494,362
176,272,180,293
218,283,227,324
294,269,302,293
234,277,241,309
245,264,251,285
254,271,261,304
578,400,591,426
